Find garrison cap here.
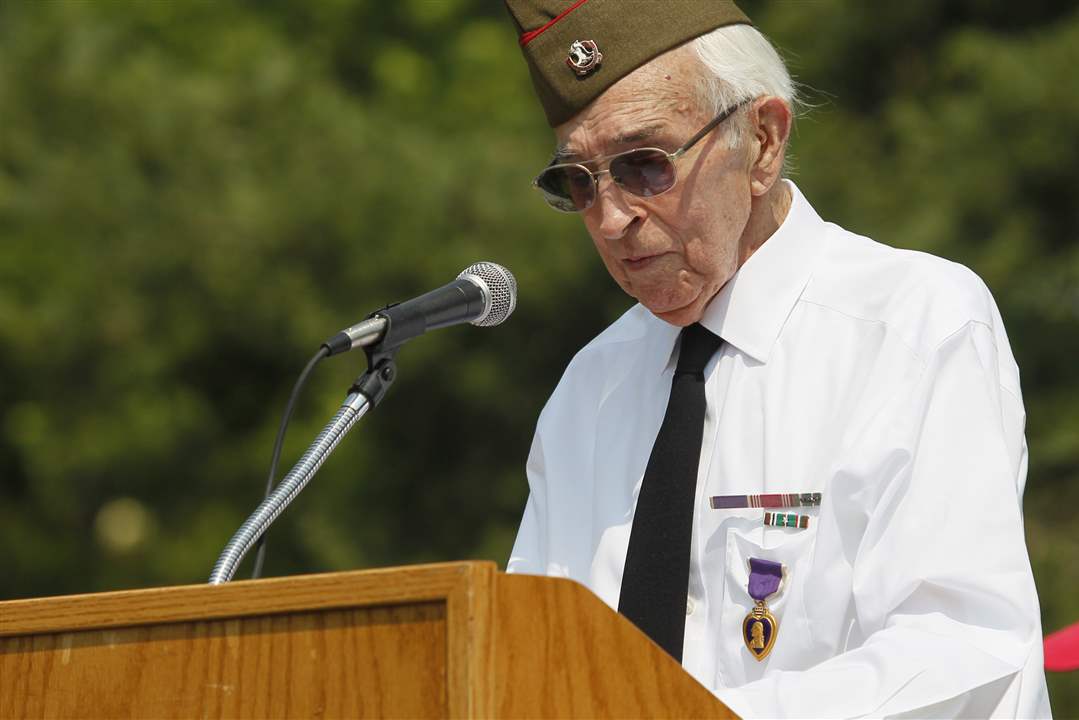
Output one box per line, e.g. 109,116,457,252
505,0,752,127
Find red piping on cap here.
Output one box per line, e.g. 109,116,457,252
519,0,592,46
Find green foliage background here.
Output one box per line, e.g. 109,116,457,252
1,0,1076,710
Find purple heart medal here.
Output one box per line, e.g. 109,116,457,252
743,558,784,661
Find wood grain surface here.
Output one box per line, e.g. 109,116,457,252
489,573,736,719
1,604,446,719
0,562,736,718
0,562,492,719
0,561,487,637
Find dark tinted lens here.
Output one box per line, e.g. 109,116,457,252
610,149,676,197
536,165,595,212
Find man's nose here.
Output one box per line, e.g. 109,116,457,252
594,176,641,241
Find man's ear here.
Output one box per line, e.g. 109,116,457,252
748,96,792,197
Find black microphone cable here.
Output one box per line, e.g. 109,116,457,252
249,345,330,579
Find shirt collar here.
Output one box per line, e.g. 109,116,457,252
659,180,827,369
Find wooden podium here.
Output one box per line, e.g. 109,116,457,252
0,561,736,718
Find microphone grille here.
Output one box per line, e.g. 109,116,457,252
458,261,517,327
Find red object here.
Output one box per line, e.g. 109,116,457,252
1044,621,1079,672
520,0,591,46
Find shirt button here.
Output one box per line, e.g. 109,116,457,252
686,597,696,615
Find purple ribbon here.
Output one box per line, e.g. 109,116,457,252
748,558,783,601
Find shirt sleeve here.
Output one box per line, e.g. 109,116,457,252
718,321,1050,719
506,429,548,575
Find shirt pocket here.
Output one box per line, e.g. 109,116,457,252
712,518,820,686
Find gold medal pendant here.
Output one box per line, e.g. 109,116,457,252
742,600,779,661
743,558,784,662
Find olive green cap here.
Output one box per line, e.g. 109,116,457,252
505,0,751,127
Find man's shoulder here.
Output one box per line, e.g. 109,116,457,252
573,302,656,356
562,303,658,381
538,303,664,416
803,224,1003,359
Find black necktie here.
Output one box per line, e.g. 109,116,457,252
618,323,723,662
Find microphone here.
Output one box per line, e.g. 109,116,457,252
323,261,517,356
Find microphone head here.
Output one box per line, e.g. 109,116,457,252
458,261,517,327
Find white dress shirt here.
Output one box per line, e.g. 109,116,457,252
508,182,1051,718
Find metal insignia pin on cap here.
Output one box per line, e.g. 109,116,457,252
506,0,751,125
566,39,602,76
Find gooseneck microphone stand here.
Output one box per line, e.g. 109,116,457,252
207,323,398,585
207,261,517,585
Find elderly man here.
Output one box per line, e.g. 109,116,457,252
503,1,1052,718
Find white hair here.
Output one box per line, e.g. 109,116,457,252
691,24,798,156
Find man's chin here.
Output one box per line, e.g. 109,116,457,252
646,299,704,327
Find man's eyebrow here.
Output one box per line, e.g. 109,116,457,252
552,145,576,163
551,124,666,163
614,124,663,145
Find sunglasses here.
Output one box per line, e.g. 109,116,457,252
532,100,748,213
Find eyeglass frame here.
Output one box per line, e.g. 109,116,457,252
531,98,751,213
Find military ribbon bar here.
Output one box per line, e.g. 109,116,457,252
763,512,810,529
709,492,821,510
